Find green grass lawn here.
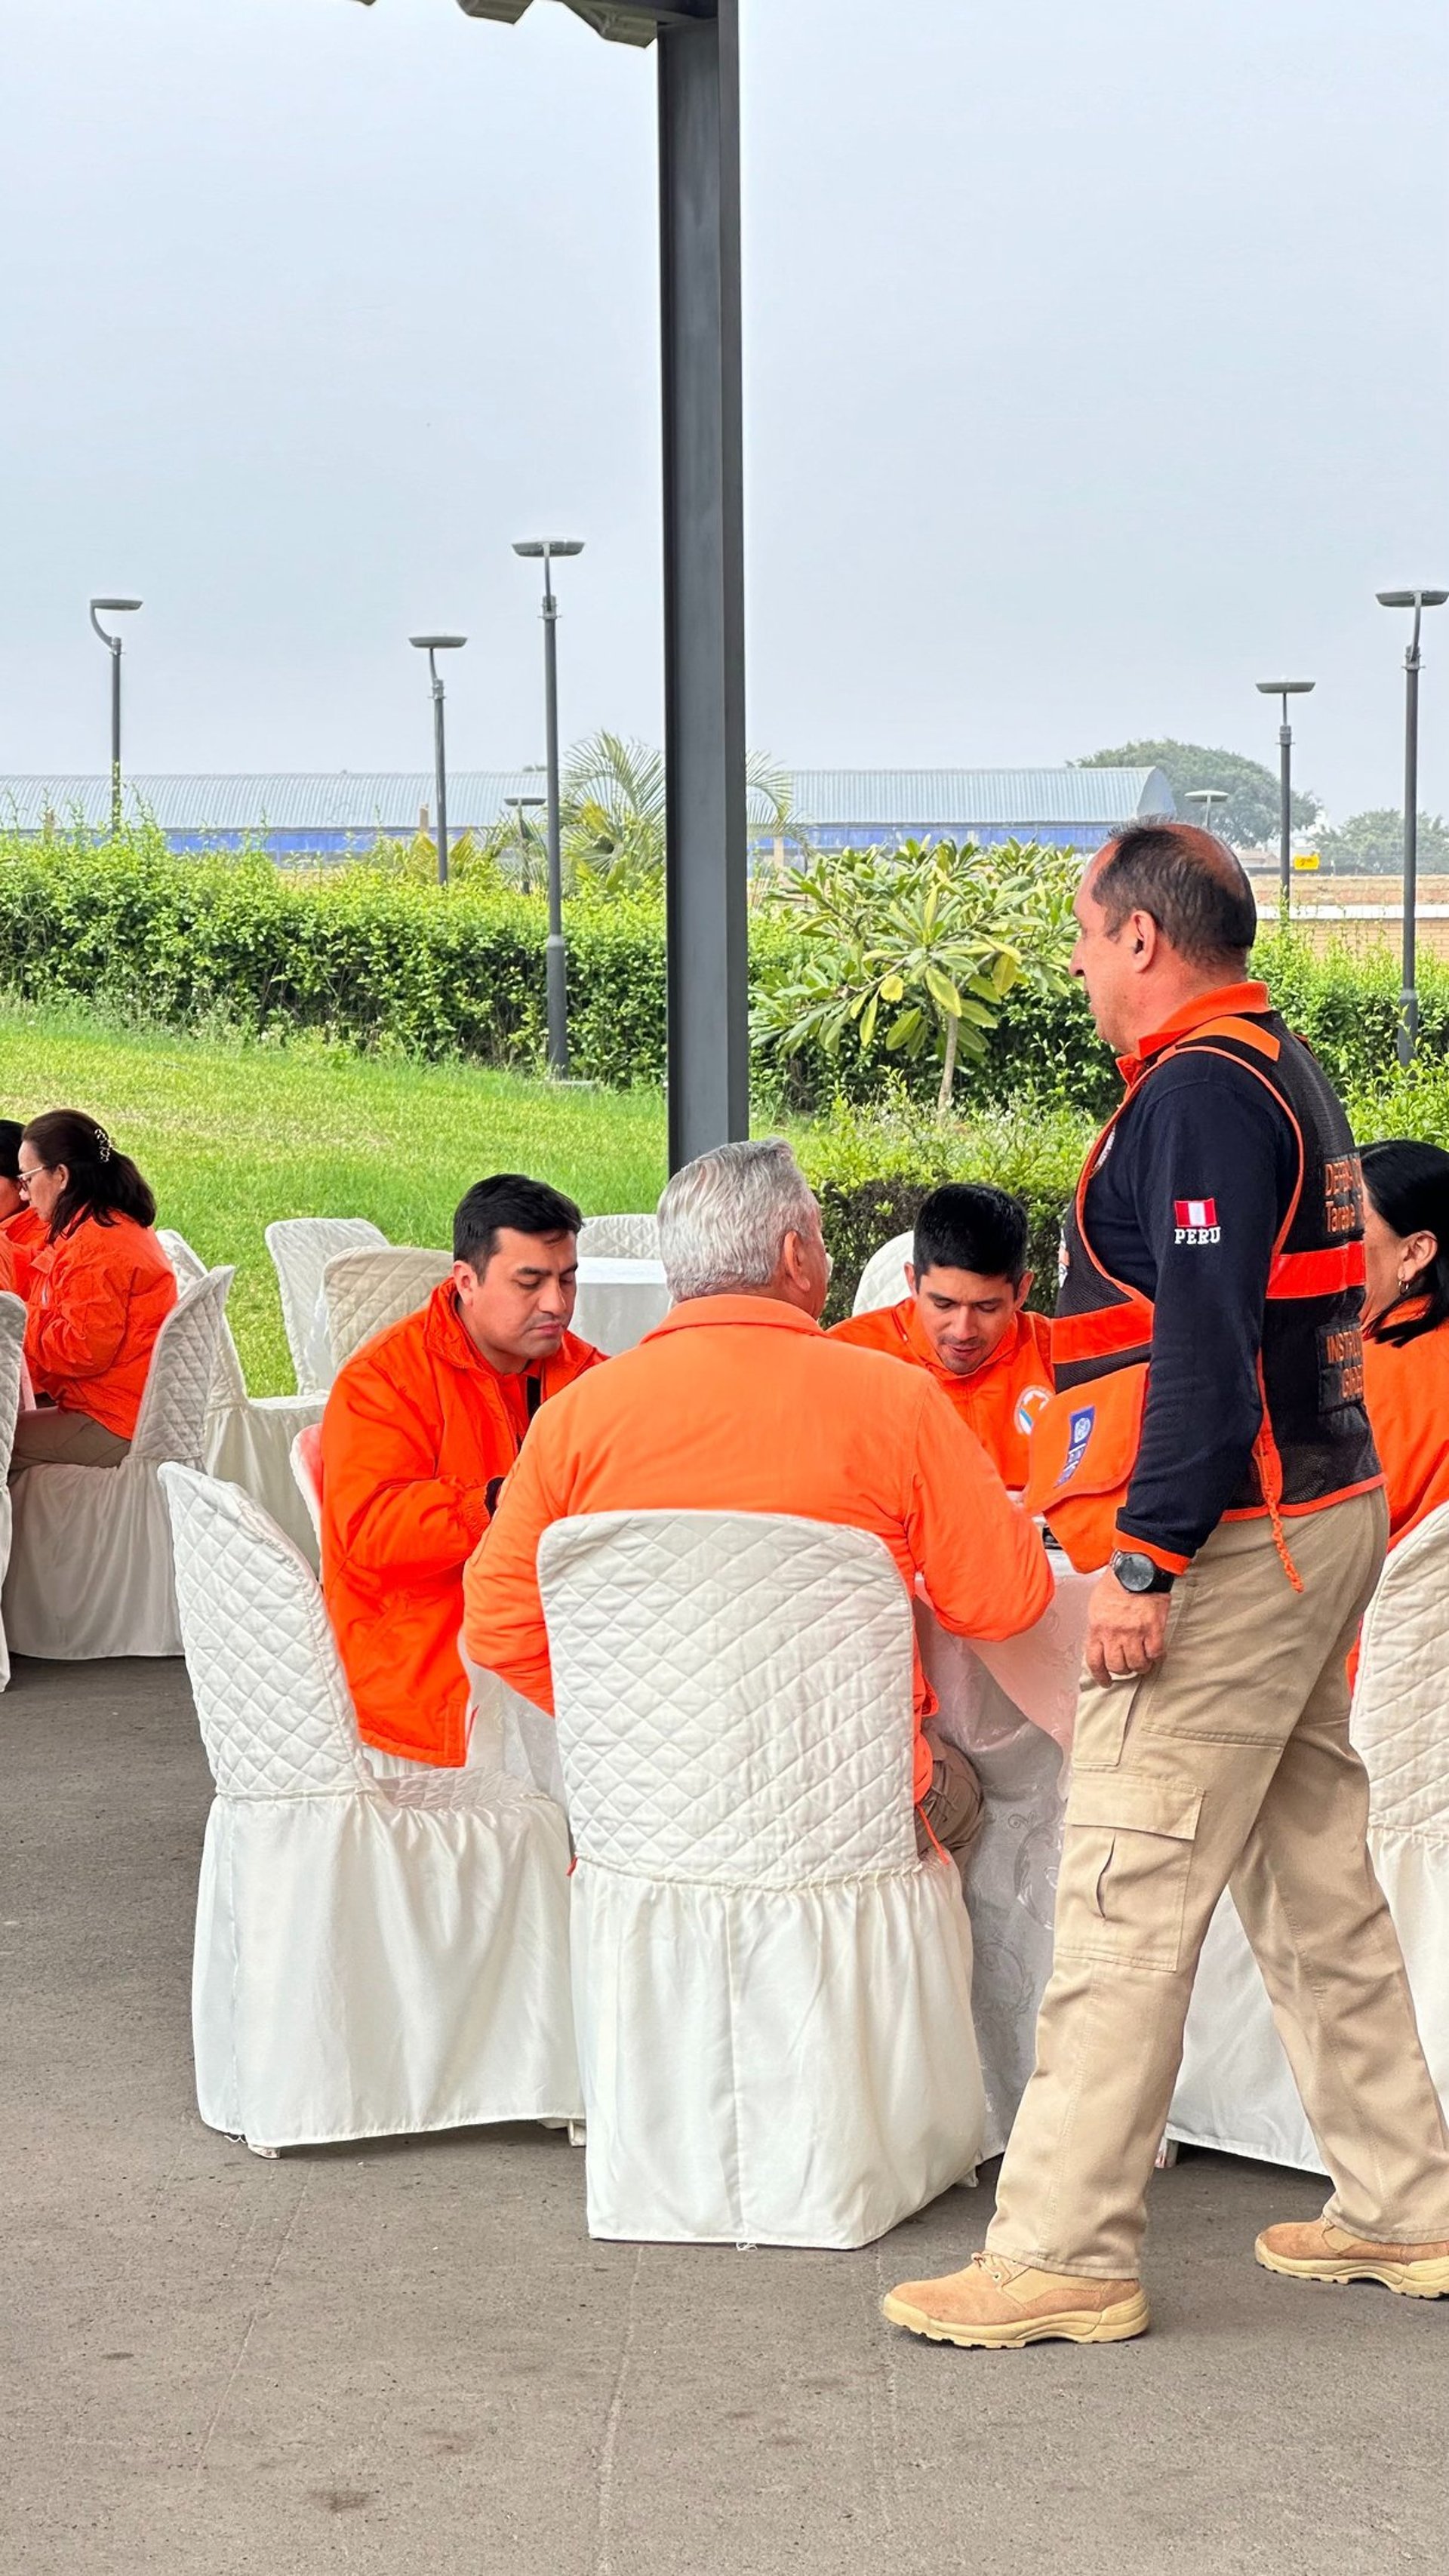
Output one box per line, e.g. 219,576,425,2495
0,1002,667,1393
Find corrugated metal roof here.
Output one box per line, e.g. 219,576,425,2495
0,773,549,833
0,765,1172,835
788,769,1174,826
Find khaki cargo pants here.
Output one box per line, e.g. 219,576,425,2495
986,1488,1449,2279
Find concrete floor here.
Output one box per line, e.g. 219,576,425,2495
3,1660,1447,2576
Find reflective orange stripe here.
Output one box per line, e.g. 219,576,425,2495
1185,1015,1282,1061
1051,1301,1152,1365
1267,1244,1364,1298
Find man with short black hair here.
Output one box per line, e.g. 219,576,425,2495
320,1173,605,1767
830,1183,1053,1487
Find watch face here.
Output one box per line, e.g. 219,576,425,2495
1115,1551,1154,1592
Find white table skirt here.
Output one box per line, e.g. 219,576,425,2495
571,1257,671,1357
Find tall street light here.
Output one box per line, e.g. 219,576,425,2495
1256,678,1315,924
513,540,584,1075
1186,788,1229,837
346,1,745,1164
1377,590,1449,1065
88,597,143,836
410,634,467,887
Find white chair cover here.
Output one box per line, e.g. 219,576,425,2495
0,1293,30,1691
4,1267,233,1660
1168,1502,1449,2170
852,1230,913,1316
536,1508,984,2247
578,1213,660,1259
158,1229,324,1568
321,1245,453,1371
160,1465,580,2152
291,1423,323,1546
264,1217,387,1394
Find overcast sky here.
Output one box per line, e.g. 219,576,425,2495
2,0,1445,820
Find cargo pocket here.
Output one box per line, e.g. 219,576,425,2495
1055,1772,1204,1974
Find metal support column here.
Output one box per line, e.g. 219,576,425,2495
657,0,747,1170
1400,602,1423,1066
1277,721,1292,925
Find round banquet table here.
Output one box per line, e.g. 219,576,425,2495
571,1256,672,1357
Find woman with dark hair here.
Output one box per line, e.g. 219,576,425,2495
0,1118,48,1295
1360,1138,1449,1550
11,1110,177,1470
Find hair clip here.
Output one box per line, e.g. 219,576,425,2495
94,1125,112,1162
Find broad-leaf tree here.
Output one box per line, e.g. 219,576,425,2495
1075,738,1318,847
753,837,1077,1118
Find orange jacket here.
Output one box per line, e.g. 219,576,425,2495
26,1214,177,1438
461,1294,1052,1803
1,1205,46,1298
321,1280,607,1765
829,1299,1054,1488
1362,1312,1449,1551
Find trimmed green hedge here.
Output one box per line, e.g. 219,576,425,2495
0,831,1440,1120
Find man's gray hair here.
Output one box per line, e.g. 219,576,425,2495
657,1137,820,1303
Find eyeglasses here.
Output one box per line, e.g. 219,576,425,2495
15,1165,48,1194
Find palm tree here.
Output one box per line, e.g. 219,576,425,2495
561,731,798,891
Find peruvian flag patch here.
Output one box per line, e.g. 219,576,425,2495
1174,1196,1221,1243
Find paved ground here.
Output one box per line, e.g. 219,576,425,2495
4,1657,1447,2576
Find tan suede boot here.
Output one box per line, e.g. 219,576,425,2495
881,2251,1149,2349
1256,2219,1449,2297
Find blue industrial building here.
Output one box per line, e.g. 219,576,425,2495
0,765,1174,857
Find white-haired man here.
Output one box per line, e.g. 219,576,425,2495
463,1137,1052,1857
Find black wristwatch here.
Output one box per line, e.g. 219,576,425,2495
1111,1549,1175,1596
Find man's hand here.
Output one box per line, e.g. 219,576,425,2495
1084,1572,1171,1690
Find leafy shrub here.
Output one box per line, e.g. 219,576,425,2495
0,828,1441,1122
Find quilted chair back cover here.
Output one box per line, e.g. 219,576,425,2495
322,1245,454,1372
3,1267,233,1660
0,1292,29,1689
161,1463,580,2150
131,1268,235,1466
158,1229,248,1408
853,1230,913,1316
1168,1500,1449,2173
265,1217,387,1393
538,1507,984,2246
577,1212,660,1259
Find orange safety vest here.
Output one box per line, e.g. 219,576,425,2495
1025,987,1379,1575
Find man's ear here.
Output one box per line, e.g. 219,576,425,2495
1130,908,1158,967
906,1262,917,1296
1014,1270,1034,1310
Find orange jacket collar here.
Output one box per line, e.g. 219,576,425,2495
1118,980,1272,1085
645,1292,823,1341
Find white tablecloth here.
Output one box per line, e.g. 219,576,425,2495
572,1256,671,1357
917,1549,1094,2153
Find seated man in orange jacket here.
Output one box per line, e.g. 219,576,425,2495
462,1140,1053,1860
321,1173,606,1768
829,1183,1054,1490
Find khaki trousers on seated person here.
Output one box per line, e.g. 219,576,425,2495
986,1487,1449,2282
9,1405,131,1476
915,1715,985,1865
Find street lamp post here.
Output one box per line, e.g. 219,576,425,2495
1255,679,1315,924
409,635,467,887
513,540,584,1075
504,793,546,896
88,597,143,836
1185,788,1230,837
1377,590,1449,1066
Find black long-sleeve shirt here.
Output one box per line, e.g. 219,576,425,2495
1081,1051,1298,1565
